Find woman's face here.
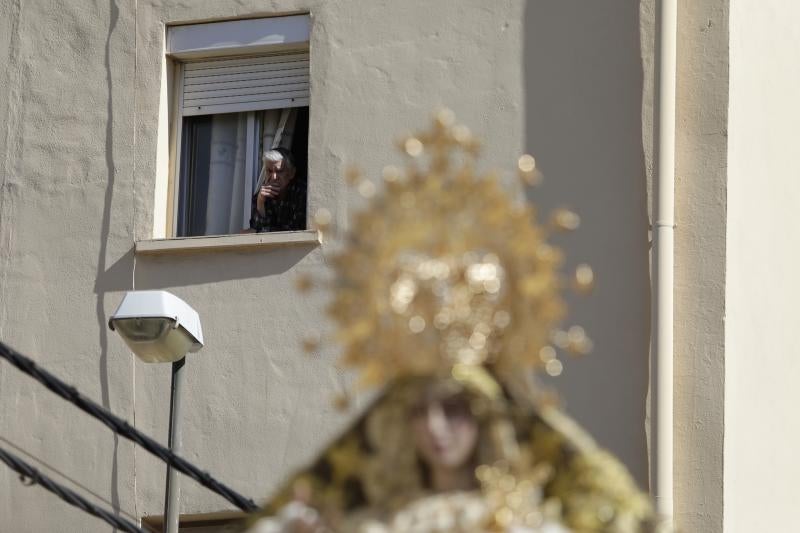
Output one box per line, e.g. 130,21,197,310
410,393,479,471
264,158,295,196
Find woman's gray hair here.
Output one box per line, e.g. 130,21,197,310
263,148,295,171
256,148,296,190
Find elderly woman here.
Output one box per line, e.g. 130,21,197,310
249,147,306,232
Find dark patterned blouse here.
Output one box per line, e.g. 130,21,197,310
249,178,307,232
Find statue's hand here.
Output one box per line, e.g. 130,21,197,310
243,502,327,533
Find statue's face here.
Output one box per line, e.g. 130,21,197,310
410,392,479,471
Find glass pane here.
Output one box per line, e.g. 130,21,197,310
177,112,251,236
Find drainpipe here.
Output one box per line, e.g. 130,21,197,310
652,0,676,525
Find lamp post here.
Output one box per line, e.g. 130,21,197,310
109,291,204,533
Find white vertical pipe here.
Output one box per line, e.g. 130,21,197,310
652,0,676,524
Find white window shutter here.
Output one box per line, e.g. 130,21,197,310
182,52,310,116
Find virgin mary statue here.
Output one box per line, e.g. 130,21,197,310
245,111,656,533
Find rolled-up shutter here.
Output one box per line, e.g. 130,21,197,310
181,51,309,117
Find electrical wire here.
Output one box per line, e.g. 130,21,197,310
0,340,259,512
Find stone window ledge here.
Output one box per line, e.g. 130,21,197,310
135,230,320,255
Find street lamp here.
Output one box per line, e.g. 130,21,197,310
109,290,204,533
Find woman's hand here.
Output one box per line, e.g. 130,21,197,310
260,184,283,199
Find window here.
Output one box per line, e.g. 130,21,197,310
166,16,310,237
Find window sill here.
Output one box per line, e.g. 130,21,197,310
135,230,320,255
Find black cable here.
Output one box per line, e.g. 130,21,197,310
0,445,146,533
0,340,259,512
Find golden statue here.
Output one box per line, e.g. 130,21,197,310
245,111,655,532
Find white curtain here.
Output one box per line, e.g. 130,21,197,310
254,108,297,193
204,113,248,235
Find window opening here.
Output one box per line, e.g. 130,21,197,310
172,51,309,237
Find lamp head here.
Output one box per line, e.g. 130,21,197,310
109,290,204,363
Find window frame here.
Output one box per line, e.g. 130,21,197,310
163,15,311,239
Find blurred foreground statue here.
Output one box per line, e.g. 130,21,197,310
246,111,655,532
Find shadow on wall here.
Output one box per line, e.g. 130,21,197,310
130,245,318,290
523,1,650,487
94,0,122,518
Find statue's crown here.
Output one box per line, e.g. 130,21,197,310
302,110,592,399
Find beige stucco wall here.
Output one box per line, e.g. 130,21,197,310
725,1,800,530
673,1,730,531
0,1,651,531
638,0,730,531
0,0,140,530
